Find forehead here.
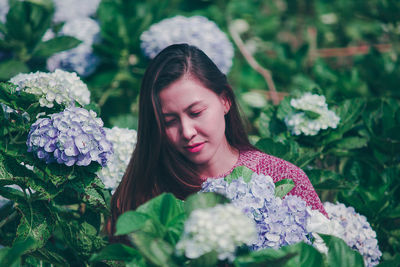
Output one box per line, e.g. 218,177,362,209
159,77,219,112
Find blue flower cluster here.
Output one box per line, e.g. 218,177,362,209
201,173,311,250
324,202,382,267
27,107,113,167
46,18,100,77
140,15,234,74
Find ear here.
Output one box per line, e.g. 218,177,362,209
220,92,231,115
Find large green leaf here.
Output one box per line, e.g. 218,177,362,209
33,36,82,58
319,234,364,267
224,166,254,183
6,0,53,49
0,237,36,267
234,247,297,266
14,201,55,250
255,138,290,159
90,243,142,263
128,231,177,267
0,60,29,80
60,220,107,258
280,242,324,267
184,192,230,216
115,211,151,235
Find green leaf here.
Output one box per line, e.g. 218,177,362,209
184,192,230,216
135,193,185,227
61,220,107,258
274,179,295,198
332,137,368,150
33,36,82,58
90,243,141,262
234,247,297,266
115,211,151,235
187,250,218,267
224,166,254,183
276,97,294,121
0,237,36,267
319,234,364,267
0,60,29,80
14,201,55,250
280,242,324,267
306,169,354,190
255,138,290,159
303,110,321,120
129,231,177,267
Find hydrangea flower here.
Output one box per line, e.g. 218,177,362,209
201,173,311,250
175,203,256,261
140,15,234,74
52,0,101,23
0,0,8,23
26,106,113,167
284,93,340,136
324,202,382,267
10,70,90,108
46,18,100,77
96,127,137,192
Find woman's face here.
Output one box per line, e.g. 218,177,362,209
159,76,231,167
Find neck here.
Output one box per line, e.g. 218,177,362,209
197,141,239,179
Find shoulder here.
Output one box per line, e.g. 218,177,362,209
238,149,306,182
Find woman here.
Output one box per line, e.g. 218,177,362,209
108,44,327,239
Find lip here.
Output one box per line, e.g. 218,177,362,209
185,142,205,153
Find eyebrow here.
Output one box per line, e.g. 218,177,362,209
162,100,203,116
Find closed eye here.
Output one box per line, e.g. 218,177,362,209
164,118,177,127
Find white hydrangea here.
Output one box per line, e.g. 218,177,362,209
140,15,234,74
52,0,101,23
324,202,382,267
46,18,100,77
176,203,257,262
9,70,90,108
284,93,340,136
306,208,344,254
96,127,137,193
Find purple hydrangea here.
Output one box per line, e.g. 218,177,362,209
27,107,113,167
324,202,382,267
140,15,234,74
201,173,311,250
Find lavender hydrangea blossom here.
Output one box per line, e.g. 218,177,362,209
201,173,311,250
324,202,382,267
27,107,113,167
140,15,234,74
46,18,100,77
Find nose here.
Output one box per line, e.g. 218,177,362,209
181,117,196,140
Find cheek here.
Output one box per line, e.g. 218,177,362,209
165,127,179,145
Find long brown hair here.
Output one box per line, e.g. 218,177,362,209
108,44,253,240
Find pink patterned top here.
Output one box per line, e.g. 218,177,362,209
200,149,328,217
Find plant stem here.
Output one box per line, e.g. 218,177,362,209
0,210,18,229
228,22,280,105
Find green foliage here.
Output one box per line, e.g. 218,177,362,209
0,0,81,80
